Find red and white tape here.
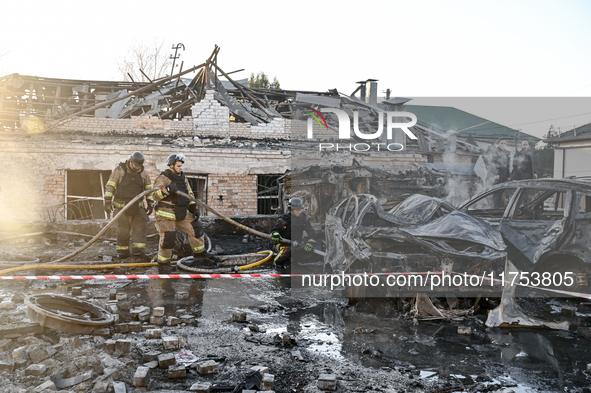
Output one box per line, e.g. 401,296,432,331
0,272,432,280
1,272,590,300
0,274,294,280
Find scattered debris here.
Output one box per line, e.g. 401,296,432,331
317,373,337,391
25,294,114,335
486,260,570,330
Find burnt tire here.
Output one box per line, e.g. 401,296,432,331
534,258,588,294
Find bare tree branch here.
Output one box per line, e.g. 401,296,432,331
116,40,172,82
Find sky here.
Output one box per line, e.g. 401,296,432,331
3,0,591,138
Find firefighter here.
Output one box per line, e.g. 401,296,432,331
104,151,154,260
152,153,213,272
270,197,317,267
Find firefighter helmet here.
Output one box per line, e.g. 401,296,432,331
128,151,145,166
288,197,303,210
166,153,185,166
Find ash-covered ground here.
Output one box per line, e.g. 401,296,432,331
0,232,591,392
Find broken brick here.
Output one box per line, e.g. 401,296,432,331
168,364,186,378
163,336,179,350
317,374,337,391
158,353,176,369
189,382,211,392
133,366,150,387
114,323,129,333
180,315,195,324
146,329,162,339
25,364,47,376
34,380,56,392
175,292,189,300
115,339,131,353
103,340,116,353
232,312,246,322
261,373,275,390
28,347,50,363
196,360,218,375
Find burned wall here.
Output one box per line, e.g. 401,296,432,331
295,150,428,172
207,175,258,216
0,135,290,224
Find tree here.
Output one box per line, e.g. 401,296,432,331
534,125,557,178
248,72,281,89
117,40,172,82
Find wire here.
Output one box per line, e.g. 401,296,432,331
417,111,591,135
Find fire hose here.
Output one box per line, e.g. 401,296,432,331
175,191,326,257
0,188,319,275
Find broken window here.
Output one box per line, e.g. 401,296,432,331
257,175,281,214
513,189,569,221
64,170,111,220
186,174,208,215
464,188,517,219
575,192,591,217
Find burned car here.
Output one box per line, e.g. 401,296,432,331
458,179,591,289
324,193,507,297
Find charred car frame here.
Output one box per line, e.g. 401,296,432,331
458,178,591,290
324,193,507,297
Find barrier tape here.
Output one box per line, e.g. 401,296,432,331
1,271,590,300
0,272,431,280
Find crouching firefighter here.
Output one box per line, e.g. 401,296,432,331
104,151,154,260
271,197,317,267
152,153,213,272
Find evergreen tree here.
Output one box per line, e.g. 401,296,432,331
248,72,280,89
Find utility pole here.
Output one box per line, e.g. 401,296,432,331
169,43,185,76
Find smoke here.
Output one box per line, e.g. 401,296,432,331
444,175,492,208
441,131,493,207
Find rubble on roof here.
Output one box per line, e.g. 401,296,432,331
0,44,480,155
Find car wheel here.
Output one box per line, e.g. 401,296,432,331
535,258,588,294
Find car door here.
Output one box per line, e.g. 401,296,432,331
561,190,591,258
499,188,572,268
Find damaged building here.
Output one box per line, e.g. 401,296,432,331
3,47,591,393
0,48,482,225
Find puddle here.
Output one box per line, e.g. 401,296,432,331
3,274,591,391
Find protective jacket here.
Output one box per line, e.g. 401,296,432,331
105,161,153,215
271,211,316,243
153,169,198,221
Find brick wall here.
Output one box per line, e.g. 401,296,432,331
44,174,65,196
53,115,194,135
191,90,289,139
52,97,291,140
206,174,258,216
192,90,230,135
0,135,290,222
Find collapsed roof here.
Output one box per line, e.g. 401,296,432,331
0,45,479,154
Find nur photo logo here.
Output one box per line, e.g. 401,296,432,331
305,108,418,151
